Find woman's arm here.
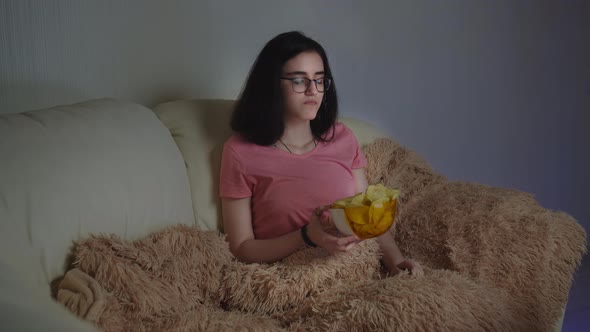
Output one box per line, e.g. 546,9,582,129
222,197,358,264
375,232,406,274
222,197,303,263
352,168,423,276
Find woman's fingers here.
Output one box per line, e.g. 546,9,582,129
314,205,330,217
318,209,339,234
397,259,425,277
337,236,359,245
322,234,359,252
412,262,424,277
345,242,356,251
319,214,334,229
309,207,361,253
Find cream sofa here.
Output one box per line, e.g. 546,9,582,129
0,98,574,330
0,98,387,331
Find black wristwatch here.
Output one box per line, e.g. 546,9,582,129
301,224,317,247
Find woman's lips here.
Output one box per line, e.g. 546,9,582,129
304,100,318,105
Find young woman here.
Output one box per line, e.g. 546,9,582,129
220,31,423,276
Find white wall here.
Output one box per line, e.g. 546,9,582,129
1,0,588,233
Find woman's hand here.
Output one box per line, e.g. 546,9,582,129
306,206,360,253
395,259,424,277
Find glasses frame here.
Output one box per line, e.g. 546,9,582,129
280,77,332,93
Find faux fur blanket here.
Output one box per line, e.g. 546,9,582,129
57,138,587,332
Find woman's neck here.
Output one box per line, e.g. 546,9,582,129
281,120,314,146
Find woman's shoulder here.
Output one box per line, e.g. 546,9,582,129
223,133,263,155
330,121,356,140
334,121,352,132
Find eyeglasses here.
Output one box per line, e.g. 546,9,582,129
280,77,332,93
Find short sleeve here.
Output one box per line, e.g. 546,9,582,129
346,127,368,169
219,143,252,198
352,141,368,169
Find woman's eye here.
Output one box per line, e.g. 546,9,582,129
292,78,305,85
316,78,324,85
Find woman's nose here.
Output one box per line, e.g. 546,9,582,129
305,82,319,96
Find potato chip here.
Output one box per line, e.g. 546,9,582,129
330,184,400,239
350,192,367,206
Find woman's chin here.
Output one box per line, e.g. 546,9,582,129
286,107,319,122
305,113,319,121
303,107,320,119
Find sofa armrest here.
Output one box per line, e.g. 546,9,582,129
362,138,586,281
409,181,585,281
362,138,585,331
395,180,586,330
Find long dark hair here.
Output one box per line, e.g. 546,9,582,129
230,31,338,146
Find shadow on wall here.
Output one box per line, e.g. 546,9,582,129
145,89,198,110
0,82,89,113
0,81,204,115
146,79,228,111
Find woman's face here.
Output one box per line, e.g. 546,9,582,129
280,51,325,122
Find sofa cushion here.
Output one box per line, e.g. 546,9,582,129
0,262,98,332
0,98,195,284
153,100,235,231
152,99,389,231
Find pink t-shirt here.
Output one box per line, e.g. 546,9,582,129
219,122,367,239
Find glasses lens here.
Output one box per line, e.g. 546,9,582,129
319,78,331,92
291,78,309,93
289,78,331,93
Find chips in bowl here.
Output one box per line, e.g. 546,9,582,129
329,184,400,239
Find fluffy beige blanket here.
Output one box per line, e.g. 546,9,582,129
57,138,587,332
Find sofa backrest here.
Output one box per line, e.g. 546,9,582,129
0,99,195,287
153,99,389,232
